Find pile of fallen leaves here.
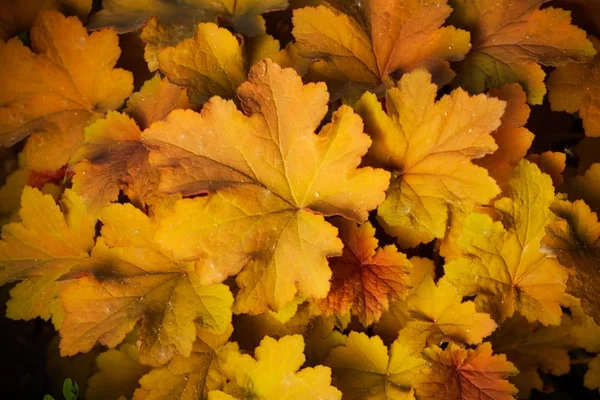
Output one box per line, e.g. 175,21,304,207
1,0,600,399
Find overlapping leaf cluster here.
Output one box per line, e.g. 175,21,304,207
1,0,600,399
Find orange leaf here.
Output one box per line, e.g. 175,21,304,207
475,84,534,193
292,0,470,100
542,199,600,324
355,69,504,247
527,151,567,188
142,60,390,314
548,37,600,136
414,343,518,400
564,163,600,212
0,10,133,147
449,0,595,104
312,219,412,327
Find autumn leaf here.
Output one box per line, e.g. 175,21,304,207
0,10,133,147
475,84,534,193
444,160,569,325
292,1,470,100
564,163,600,211
542,199,600,324
59,203,234,366
156,23,306,104
414,343,518,400
325,332,426,400
208,335,342,400
586,355,600,393
449,0,595,104
397,277,497,353
0,0,92,40
527,151,567,188
490,313,576,397
373,257,436,344
88,0,287,37
133,326,234,399
355,68,504,248
0,187,95,328
548,37,600,136
87,343,151,400
312,219,412,327
142,60,390,314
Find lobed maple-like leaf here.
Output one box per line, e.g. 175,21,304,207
312,219,412,327
527,151,567,188
548,37,600,137
444,160,569,326
292,0,470,100
475,84,534,193
0,0,91,40
157,23,306,104
325,332,425,400
542,199,600,324
413,343,518,400
449,0,596,104
59,203,234,366
87,343,151,400
88,0,288,37
208,335,342,400
373,257,436,344
0,187,95,328
133,326,234,399
142,60,390,314
355,68,504,248
564,163,600,211
0,10,133,147
397,277,497,353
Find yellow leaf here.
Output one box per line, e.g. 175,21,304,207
59,203,234,366
355,69,504,247
210,335,342,400
397,277,497,353
87,343,151,400
143,60,390,314
450,0,596,104
445,160,569,325
325,332,425,399
564,163,600,212
0,187,95,328
0,10,133,147
542,199,600,324
292,1,470,100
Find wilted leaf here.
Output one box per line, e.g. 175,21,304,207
292,1,470,100
0,10,133,147
445,160,569,325
548,37,600,136
325,332,425,400
449,0,595,104
0,187,95,328
356,69,504,247
542,199,600,324
313,219,412,326
397,277,497,353
142,60,390,314
414,343,518,400
59,203,234,366
209,335,342,400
